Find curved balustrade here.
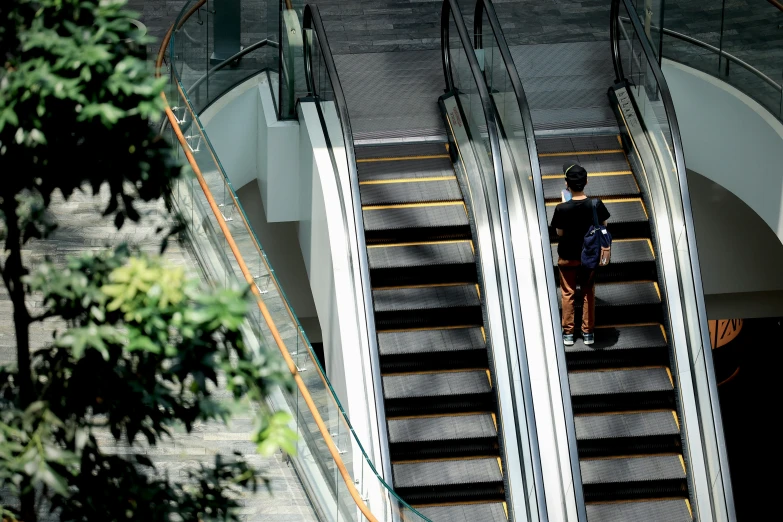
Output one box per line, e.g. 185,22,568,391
657,0,783,120
156,1,423,521
440,1,546,520
611,0,736,519
472,1,586,520
300,5,432,521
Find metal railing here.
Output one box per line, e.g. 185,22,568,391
441,0,546,519
472,0,585,519
155,2,416,520
611,0,737,519
300,2,400,509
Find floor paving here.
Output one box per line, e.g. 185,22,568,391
0,190,318,521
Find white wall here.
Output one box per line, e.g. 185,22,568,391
199,75,261,190
663,59,783,245
687,170,783,319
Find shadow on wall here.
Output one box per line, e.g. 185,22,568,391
688,169,783,319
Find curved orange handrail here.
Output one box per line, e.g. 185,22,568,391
155,9,379,522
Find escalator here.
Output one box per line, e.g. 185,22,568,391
301,2,546,521
358,141,507,520
541,134,691,520
473,0,734,520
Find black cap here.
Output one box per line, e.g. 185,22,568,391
564,163,587,190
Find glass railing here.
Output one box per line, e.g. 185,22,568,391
472,1,585,520
297,5,430,521
441,1,544,520
159,2,426,521
169,0,280,118
655,0,782,120
611,0,736,520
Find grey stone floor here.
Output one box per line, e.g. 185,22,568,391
0,190,318,521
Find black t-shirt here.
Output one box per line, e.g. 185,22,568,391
551,198,611,261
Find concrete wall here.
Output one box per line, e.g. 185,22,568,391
663,59,783,245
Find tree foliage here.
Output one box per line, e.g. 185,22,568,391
0,1,295,520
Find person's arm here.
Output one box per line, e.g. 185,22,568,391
552,206,564,236
598,201,610,227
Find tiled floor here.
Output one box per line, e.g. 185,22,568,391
0,189,318,521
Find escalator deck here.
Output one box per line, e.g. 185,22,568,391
357,141,508,522
542,134,692,522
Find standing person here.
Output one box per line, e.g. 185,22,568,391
551,164,610,346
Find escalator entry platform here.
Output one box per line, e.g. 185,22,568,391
543,134,693,522
358,141,508,522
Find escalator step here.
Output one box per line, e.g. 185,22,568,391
552,239,654,266
363,204,470,242
557,281,660,308
576,410,682,458
358,157,453,182
539,152,629,176
546,199,648,225
378,326,487,372
416,502,508,522
388,414,499,459
587,499,692,522
383,370,494,416
378,327,484,356
565,325,669,370
369,241,474,270
576,411,679,441
355,142,447,160
393,458,504,503
384,370,490,400
566,325,666,353
360,178,462,205
569,367,673,397
581,454,686,485
373,284,480,312
388,414,497,444
543,173,639,201
536,135,622,154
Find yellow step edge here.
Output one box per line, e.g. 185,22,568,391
387,411,494,421
539,149,624,157
357,153,449,163
569,364,672,375
545,196,646,208
540,170,633,179
363,201,465,210
375,324,478,333
575,408,677,418
373,282,478,291
359,175,456,185
580,451,683,461
411,500,508,509
384,368,489,377
393,455,501,465
368,239,473,249
586,497,690,506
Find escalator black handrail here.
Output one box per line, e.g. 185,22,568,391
441,1,546,519
610,0,737,517
473,2,587,520
301,3,395,490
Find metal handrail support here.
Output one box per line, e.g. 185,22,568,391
473,1,587,520
611,0,737,520
442,1,548,520
301,3,393,488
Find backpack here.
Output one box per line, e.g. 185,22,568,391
581,199,612,269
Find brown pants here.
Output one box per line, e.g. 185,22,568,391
558,258,596,335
